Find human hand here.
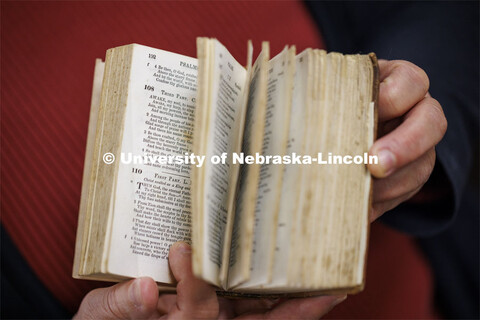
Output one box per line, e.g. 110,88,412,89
74,242,346,319
368,60,447,221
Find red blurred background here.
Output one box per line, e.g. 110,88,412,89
1,1,436,318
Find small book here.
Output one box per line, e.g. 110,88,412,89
73,38,379,296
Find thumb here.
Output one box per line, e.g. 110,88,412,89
74,277,159,319
167,241,219,319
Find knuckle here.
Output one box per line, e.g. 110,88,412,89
387,127,414,158
427,149,437,168
434,102,448,136
416,152,435,187
380,60,431,120
415,168,431,188
81,290,102,318
381,75,402,115
103,286,127,319
83,288,98,302
397,60,430,94
425,97,448,137
413,67,430,94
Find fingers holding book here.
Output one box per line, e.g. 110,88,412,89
368,60,447,221
74,242,346,319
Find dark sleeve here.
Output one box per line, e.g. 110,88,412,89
0,225,71,319
305,1,479,236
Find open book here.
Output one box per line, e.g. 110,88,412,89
73,38,379,296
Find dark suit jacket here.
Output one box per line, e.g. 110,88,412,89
306,2,479,318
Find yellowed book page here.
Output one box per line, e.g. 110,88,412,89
302,49,327,288
289,49,318,286
73,59,105,278
227,42,270,289
267,49,310,288
219,41,253,288
192,37,211,278
333,55,373,288
355,56,376,286
236,46,295,289
296,49,323,287
106,44,197,283
287,49,314,286
307,52,341,288
195,39,248,286
304,54,373,290
80,45,135,276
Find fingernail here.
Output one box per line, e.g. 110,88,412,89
129,278,143,308
377,149,396,176
172,241,191,254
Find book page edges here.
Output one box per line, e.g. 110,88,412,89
231,41,270,288
76,44,135,276
73,58,105,278
191,37,210,278
265,46,296,284
219,40,253,289
356,52,379,291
